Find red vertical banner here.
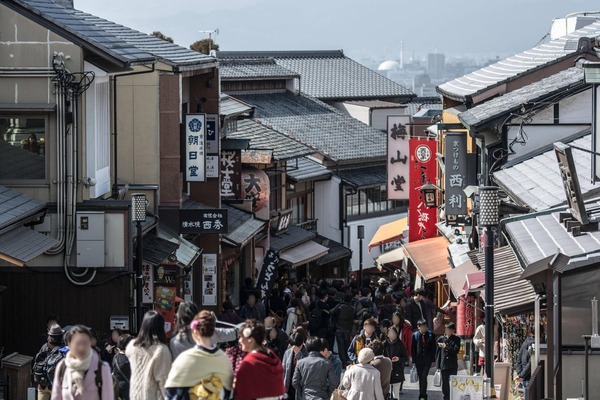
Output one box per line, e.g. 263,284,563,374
154,263,178,338
408,139,438,242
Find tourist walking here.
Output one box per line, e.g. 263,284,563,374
339,348,384,400
436,322,461,400
411,319,436,400
292,336,339,400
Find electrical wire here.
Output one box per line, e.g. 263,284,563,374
567,144,600,156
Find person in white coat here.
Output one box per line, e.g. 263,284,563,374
340,348,384,400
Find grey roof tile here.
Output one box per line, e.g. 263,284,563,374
0,139,45,180
437,21,600,101
459,67,585,130
141,235,178,265
217,50,414,100
232,91,387,162
287,157,331,182
0,186,46,229
220,94,254,117
222,205,267,248
13,0,215,68
335,165,387,187
403,97,443,117
220,59,299,80
0,226,59,264
493,131,600,211
227,119,316,161
270,224,315,253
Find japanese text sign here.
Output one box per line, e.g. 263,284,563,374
202,254,217,306
444,132,467,216
387,115,411,200
256,250,280,299
179,209,229,234
220,149,242,198
206,114,219,154
185,114,206,182
409,139,438,242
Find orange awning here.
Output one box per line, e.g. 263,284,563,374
368,217,407,251
402,236,450,282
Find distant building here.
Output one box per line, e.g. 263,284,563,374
427,53,446,81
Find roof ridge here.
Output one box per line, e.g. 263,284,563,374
217,50,345,59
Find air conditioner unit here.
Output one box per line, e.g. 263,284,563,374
76,211,105,268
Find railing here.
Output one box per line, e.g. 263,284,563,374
526,361,545,400
296,219,318,232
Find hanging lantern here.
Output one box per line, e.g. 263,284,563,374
418,181,441,209
241,167,270,211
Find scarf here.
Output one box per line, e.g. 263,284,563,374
64,350,93,397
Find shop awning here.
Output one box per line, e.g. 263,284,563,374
0,226,59,267
375,247,406,269
446,259,479,299
280,241,329,267
464,271,485,295
222,205,267,248
368,217,408,251
142,235,179,266
402,236,450,282
476,246,537,316
270,225,316,253
158,229,202,268
313,237,352,266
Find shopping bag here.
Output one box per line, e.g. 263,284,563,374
410,365,418,383
433,369,442,387
331,381,347,400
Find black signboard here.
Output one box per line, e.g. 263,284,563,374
256,250,279,298
179,209,229,234
554,142,589,225
444,132,467,216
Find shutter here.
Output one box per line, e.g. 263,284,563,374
86,76,111,198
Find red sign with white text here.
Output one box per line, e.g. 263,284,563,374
408,139,438,242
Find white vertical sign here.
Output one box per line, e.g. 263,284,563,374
387,115,411,200
185,114,206,182
202,253,217,306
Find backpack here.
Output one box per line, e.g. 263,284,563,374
308,303,323,334
32,346,51,386
355,302,373,330
45,347,66,386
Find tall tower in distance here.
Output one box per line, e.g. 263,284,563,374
427,52,445,80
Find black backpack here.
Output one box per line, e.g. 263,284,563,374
32,346,65,386
308,303,323,334
45,347,66,386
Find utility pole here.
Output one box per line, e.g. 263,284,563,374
198,29,219,53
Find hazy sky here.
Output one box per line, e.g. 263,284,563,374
76,0,600,60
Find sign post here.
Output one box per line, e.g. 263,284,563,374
185,114,206,182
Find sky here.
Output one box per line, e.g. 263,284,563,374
75,0,600,61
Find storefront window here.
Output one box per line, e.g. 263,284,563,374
0,117,46,181
346,185,407,219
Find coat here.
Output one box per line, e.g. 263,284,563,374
126,341,172,400
370,356,392,397
411,330,436,366
347,330,376,363
292,351,339,400
384,340,407,384
436,334,461,371
341,364,384,400
234,350,286,400
515,336,534,380
51,351,114,400
282,346,308,391
331,303,355,332
405,298,425,330
112,352,131,400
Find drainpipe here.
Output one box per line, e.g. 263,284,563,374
111,64,156,194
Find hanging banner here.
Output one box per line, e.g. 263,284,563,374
220,149,242,199
141,263,154,304
387,115,411,200
444,132,467,216
409,139,438,242
154,263,178,338
206,114,219,154
256,249,280,299
185,114,206,182
202,254,217,306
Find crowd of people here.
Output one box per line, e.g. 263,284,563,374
32,275,470,400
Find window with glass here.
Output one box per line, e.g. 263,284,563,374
0,117,46,181
346,185,407,219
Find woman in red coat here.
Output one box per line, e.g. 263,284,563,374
392,311,413,360
234,319,286,400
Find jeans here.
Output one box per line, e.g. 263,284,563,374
416,363,430,399
522,380,528,400
441,368,457,400
335,330,351,366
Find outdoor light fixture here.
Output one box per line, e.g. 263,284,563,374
419,181,441,209
583,62,600,84
131,193,148,222
478,186,499,227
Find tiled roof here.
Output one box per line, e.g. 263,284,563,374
493,131,600,211
341,100,406,109
228,119,316,161
0,140,45,180
219,59,299,80
0,186,46,229
141,235,178,265
270,225,315,253
232,91,387,162
223,205,266,248
217,50,414,100
403,97,443,117
437,21,600,102
0,226,59,265
504,202,600,267
287,157,331,182
11,0,215,68
459,67,585,130
336,165,387,187
220,94,254,117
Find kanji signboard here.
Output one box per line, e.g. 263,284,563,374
408,139,438,242
444,132,467,216
206,114,219,154
185,114,206,182
387,115,411,200
179,209,229,234
220,149,242,199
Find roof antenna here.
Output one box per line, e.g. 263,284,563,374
198,29,219,54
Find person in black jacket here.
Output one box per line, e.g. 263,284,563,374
112,333,133,400
412,319,436,400
515,328,535,399
436,322,461,400
405,289,427,331
384,326,408,398
331,293,355,367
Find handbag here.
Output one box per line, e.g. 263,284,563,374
433,369,442,387
410,365,418,383
331,380,347,400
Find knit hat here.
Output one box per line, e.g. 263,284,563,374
358,348,375,364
